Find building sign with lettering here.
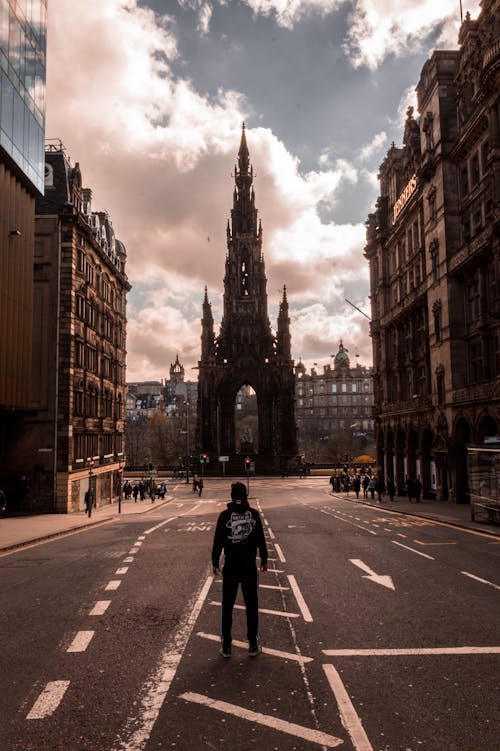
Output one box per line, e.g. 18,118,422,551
393,174,417,223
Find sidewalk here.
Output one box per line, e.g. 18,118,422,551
333,491,500,538
0,496,174,553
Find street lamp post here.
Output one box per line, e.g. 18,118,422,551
185,401,190,485
118,457,125,513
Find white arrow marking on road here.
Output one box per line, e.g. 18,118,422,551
349,559,395,590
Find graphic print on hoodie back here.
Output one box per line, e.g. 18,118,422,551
212,500,268,569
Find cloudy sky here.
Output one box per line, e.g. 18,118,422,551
45,0,480,382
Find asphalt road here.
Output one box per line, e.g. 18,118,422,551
1,478,499,751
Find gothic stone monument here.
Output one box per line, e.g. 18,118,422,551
197,125,297,472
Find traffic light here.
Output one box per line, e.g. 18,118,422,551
148,463,153,474
245,457,251,471
200,454,208,464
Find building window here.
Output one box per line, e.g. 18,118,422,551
468,341,482,384
76,295,85,319
75,340,85,368
436,367,445,405
77,249,85,272
430,240,439,281
342,383,347,393
466,276,480,324
459,165,469,198
331,383,337,393
352,383,357,393
433,301,442,343
428,187,437,221
471,152,480,187
74,389,84,415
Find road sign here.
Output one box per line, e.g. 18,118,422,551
219,456,229,462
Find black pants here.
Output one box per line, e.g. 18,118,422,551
221,563,259,645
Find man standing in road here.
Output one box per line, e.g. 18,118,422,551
212,481,268,658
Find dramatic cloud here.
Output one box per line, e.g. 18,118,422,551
343,0,481,70
47,0,373,381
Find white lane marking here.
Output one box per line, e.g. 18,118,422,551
134,541,143,547
274,543,286,563
461,571,500,591
116,567,129,575
138,536,146,540
259,584,289,591
124,557,134,563
89,600,111,616
267,527,276,540
287,574,313,622
129,548,140,554
105,580,121,591
414,540,456,546
391,540,435,560
179,691,343,748
321,509,377,535
323,664,373,751
196,632,314,663
209,601,299,618
323,647,500,656
349,559,395,591
112,574,213,751
267,568,285,573
144,517,177,535
67,630,95,653
27,681,70,720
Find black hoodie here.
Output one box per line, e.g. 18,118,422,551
211,498,268,569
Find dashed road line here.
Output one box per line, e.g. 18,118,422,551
196,632,313,663
321,509,377,535
323,664,373,751
287,574,313,622
105,580,122,591
116,567,129,575
66,630,95,653
89,600,111,616
391,540,435,560
179,691,343,748
124,556,134,563
461,571,500,591
27,681,70,720
267,527,276,540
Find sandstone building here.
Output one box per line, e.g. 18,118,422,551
15,145,131,512
365,0,500,501
295,342,374,460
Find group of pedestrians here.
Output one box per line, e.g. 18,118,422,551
123,479,168,503
329,471,422,503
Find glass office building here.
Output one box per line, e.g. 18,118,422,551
0,0,47,194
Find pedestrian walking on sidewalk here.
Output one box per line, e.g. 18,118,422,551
211,481,268,658
84,488,93,518
387,477,396,502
